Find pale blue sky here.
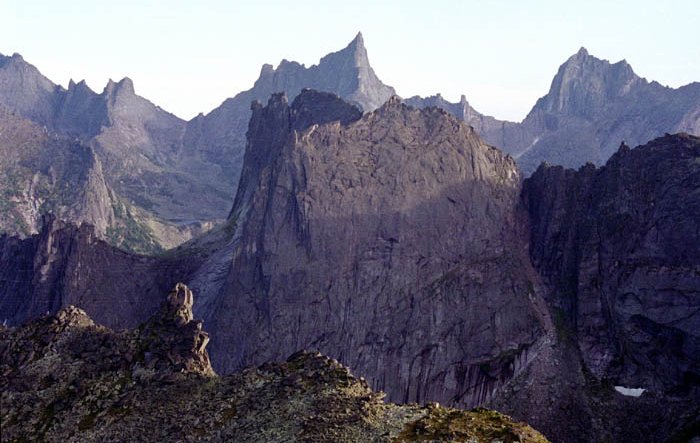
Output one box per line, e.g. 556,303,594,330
2,0,699,121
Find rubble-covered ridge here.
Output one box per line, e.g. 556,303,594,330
0,284,549,442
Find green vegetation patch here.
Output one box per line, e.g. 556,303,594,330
396,406,549,443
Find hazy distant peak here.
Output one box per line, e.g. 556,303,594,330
0,52,34,71
259,63,274,76
535,47,643,117
326,31,370,68
4,52,25,62
103,77,135,96
352,31,364,46
118,77,135,94
246,32,394,112
276,58,304,70
67,79,93,92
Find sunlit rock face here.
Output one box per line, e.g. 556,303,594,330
408,48,700,175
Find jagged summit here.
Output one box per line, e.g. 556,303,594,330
249,32,395,112
334,30,369,67
352,30,364,46
538,48,643,116
103,76,135,96
0,52,26,65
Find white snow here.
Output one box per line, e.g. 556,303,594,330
514,136,540,159
614,386,646,397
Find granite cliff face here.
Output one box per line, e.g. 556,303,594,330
0,105,114,238
525,134,700,389
408,48,700,175
189,90,548,412
500,133,700,442
0,284,549,443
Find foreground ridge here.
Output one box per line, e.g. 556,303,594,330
0,284,548,442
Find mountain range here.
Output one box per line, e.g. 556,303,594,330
2,34,698,252
407,47,700,173
2,86,698,441
1,34,699,442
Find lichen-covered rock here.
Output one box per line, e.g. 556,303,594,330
0,285,548,443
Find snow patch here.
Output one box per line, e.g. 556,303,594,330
614,386,646,397
514,136,540,159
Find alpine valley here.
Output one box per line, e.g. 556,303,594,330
0,34,698,443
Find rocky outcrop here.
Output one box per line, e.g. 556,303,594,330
408,48,700,175
0,284,549,442
190,89,547,411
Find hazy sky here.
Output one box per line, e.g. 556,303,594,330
3,0,699,121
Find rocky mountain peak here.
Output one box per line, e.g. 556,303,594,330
103,77,135,98
0,51,57,124
206,90,539,415
259,62,275,77
532,48,643,118
351,31,365,47
345,31,368,66
290,88,363,131
304,32,395,110
66,78,95,95
0,52,20,67
0,52,27,67
230,89,362,219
